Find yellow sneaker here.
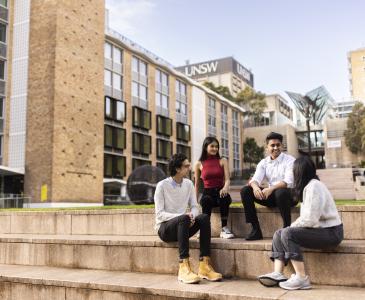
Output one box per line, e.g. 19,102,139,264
198,257,223,281
178,258,201,284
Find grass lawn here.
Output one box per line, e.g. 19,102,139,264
0,199,364,212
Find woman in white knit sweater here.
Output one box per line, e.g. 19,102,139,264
258,156,343,290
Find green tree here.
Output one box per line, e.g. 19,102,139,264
203,81,234,101
243,137,265,168
236,87,267,121
345,102,365,155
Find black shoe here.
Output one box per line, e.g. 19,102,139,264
246,227,263,240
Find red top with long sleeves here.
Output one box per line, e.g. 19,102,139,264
201,156,224,188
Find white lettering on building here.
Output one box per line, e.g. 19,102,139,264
185,61,218,76
236,63,251,81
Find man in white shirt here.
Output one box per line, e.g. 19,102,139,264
240,132,297,240
154,153,222,284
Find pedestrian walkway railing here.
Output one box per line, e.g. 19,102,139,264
0,194,31,208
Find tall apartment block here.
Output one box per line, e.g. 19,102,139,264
348,48,365,104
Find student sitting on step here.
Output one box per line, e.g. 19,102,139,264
154,153,222,284
258,156,344,290
240,132,297,240
194,136,234,239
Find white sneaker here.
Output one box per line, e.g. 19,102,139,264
220,226,234,239
279,274,311,290
258,271,288,287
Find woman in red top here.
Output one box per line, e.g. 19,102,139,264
194,137,234,239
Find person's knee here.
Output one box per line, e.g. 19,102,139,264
280,227,292,243
196,213,210,224
274,188,291,203
200,195,212,208
178,214,191,225
240,186,253,203
273,228,283,242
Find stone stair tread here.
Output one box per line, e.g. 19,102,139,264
0,234,364,253
0,264,364,300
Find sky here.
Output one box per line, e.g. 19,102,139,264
105,0,365,102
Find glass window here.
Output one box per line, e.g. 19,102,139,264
113,47,122,64
104,155,113,177
157,116,172,136
157,163,169,176
132,57,138,72
139,61,147,76
132,159,151,170
104,126,113,147
139,85,147,100
157,139,172,159
155,69,161,83
161,95,168,109
155,92,161,106
115,128,126,150
116,101,125,122
104,69,111,86
105,97,112,119
104,43,112,59
132,81,139,97
177,123,190,141
113,73,122,90
0,23,5,43
132,107,151,130
177,144,191,160
0,0,7,8
132,132,151,155
161,72,168,87
115,156,126,178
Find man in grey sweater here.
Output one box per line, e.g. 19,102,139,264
154,153,222,284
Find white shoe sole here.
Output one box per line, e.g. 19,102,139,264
279,284,312,290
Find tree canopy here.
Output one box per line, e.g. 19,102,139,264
345,102,365,155
243,137,265,168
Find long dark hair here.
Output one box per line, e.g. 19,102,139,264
292,156,319,202
199,136,221,162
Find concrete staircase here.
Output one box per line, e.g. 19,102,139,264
317,168,356,200
0,207,365,299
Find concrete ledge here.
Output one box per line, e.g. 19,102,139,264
0,234,363,287
0,264,364,300
0,206,365,239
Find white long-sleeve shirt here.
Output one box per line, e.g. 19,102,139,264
250,152,295,188
154,177,200,230
291,179,342,228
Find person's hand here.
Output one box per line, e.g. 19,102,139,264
186,212,195,227
253,187,265,200
219,186,229,198
262,187,274,199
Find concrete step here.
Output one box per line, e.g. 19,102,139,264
0,264,364,300
0,234,364,287
1,206,364,239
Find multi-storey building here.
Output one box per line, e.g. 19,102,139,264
348,48,365,104
0,1,246,205
176,57,254,97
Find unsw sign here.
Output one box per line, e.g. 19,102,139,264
176,57,253,86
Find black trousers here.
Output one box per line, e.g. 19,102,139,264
200,187,232,227
158,214,211,259
240,186,297,228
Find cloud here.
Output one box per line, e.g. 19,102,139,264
105,0,156,36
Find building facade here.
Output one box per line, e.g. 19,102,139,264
348,48,365,104
175,57,254,97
